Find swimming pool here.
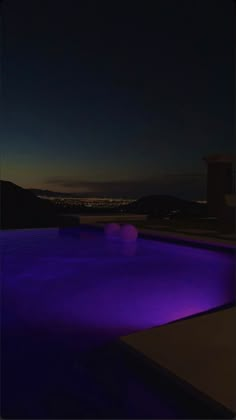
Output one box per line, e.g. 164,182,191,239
1,226,235,418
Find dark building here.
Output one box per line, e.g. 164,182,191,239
203,154,236,233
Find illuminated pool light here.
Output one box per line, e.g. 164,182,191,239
120,224,138,242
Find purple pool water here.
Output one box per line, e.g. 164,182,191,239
1,227,235,418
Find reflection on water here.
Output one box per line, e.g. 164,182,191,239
121,241,137,257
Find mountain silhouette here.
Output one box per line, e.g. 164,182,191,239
124,195,207,218
0,180,60,229
1,181,208,229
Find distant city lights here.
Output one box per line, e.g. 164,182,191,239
38,195,135,209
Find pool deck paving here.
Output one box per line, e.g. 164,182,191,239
120,307,236,416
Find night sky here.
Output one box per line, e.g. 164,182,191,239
1,0,235,199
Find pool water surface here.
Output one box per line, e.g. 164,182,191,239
1,227,235,418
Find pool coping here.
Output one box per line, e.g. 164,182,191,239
118,339,235,419
118,302,236,419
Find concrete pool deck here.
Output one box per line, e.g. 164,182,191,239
120,307,236,416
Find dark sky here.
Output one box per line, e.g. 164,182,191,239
1,0,235,198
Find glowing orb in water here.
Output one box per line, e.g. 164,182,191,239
120,224,138,242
